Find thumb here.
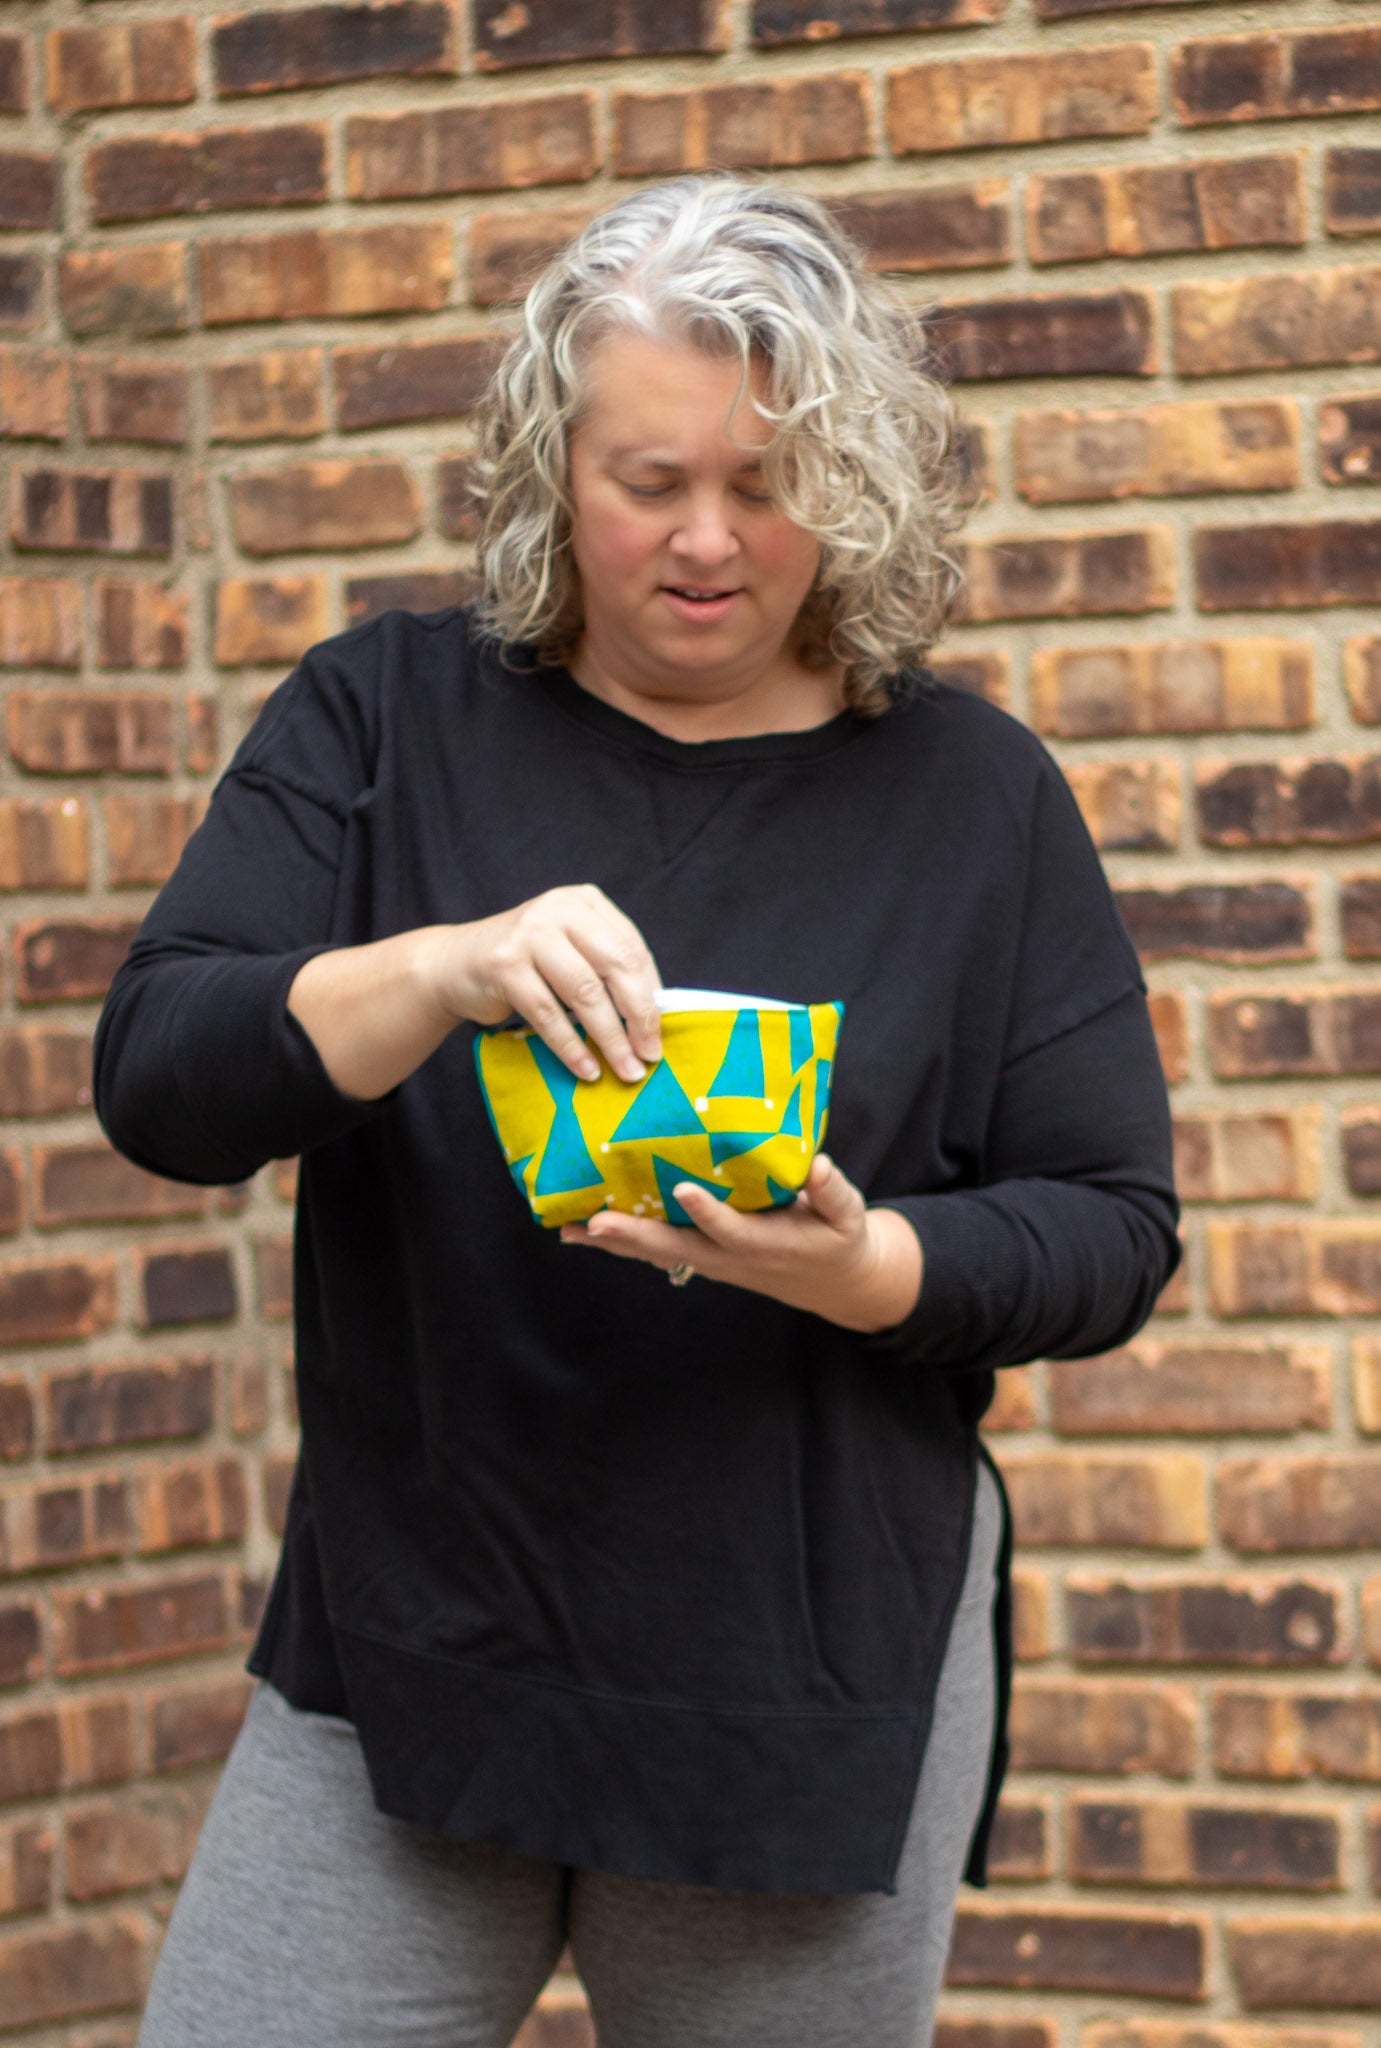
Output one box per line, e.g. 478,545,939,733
800,1153,864,1231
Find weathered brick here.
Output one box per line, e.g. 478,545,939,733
1038,0,1226,11
1366,1583,1381,1671
213,575,328,666
1149,990,1190,1085
1009,1678,1196,1776
1209,1220,1381,1318
1219,1459,1381,1554
96,581,188,671
1069,1797,1340,1890
0,254,42,333
0,1817,51,1916
79,362,188,448
59,245,188,341
133,1458,246,1554
0,1699,129,1805
1207,989,1381,1078
0,32,27,116
148,1675,250,1772
0,1917,146,2030
0,354,69,445
468,205,596,305
32,1145,202,1230
1068,1576,1344,1667
826,184,1011,276
1355,1338,1381,1433
0,1600,40,1687
7,691,174,774
263,1451,295,1536
186,695,218,774
209,350,324,442
1173,266,1381,377
16,919,138,1003
0,1159,19,1240
753,0,1003,44
1320,393,1381,486
1228,1918,1381,2010
1172,28,1381,127
46,20,195,115
53,1575,229,1677
1065,761,1180,851
986,1800,1051,1882
1198,758,1381,845
1003,1453,1206,1550
228,460,420,554
436,454,479,541
86,125,328,226
957,529,1172,623
64,1784,208,1900
1343,1109,1381,1196
1215,1687,1381,1784
345,572,478,625
201,223,452,326
1011,1570,1049,1662
947,1903,1205,1998
931,290,1155,381
0,1381,33,1467
43,1359,214,1456
333,336,496,431
346,92,596,201
473,0,722,71
11,469,173,557
214,1,457,95
104,793,207,887
0,578,81,670
1016,400,1297,504
230,1354,269,1438
1343,877,1381,958
1173,1111,1319,1203
0,1258,117,1347
1326,147,1381,238
1049,1340,1331,1438
137,1246,237,1329
1028,153,1303,266
613,74,870,177
0,1027,92,1120
926,649,1009,708
1116,883,1312,963
889,45,1155,155
0,1471,128,1577
1197,521,1381,612
0,798,88,892
0,150,59,234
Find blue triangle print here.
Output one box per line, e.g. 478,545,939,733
765,1176,797,1207
610,1059,705,1143
528,1038,604,1196
709,1129,773,1167
779,1080,804,1140
708,1010,765,1097
815,1059,831,1143
789,1008,813,1073
508,1151,534,1193
653,1155,731,1227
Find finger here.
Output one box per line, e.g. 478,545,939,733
500,963,602,1082
669,1183,758,1251
798,1154,866,1232
573,892,664,1065
529,932,647,1083
567,1212,723,1278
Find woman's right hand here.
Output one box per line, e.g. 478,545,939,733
425,885,663,1084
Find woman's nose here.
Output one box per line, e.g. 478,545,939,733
671,493,739,564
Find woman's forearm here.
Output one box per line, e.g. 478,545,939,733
286,926,463,1102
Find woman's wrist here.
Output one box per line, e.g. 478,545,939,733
829,1206,923,1334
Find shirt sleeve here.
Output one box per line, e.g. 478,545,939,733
92,638,401,1187
869,750,1180,1374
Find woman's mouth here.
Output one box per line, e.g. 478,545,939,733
661,586,742,622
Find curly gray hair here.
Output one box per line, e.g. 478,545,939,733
470,176,966,716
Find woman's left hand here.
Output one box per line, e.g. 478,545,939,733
559,1153,923,1333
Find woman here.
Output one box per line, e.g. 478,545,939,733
96,177,1179,2047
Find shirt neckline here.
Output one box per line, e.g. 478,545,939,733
528,660,868,769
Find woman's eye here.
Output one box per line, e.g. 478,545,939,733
736,487,773,504
623,482,674,500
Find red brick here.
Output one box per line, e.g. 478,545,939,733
32,1145,202,1230
79,361,188,448
137,1245,237,1329
474,0,722,71
345,92,596,200
0,1471,128,1577
209,350,324,443
104,792,207,887
51,1573,229,1676
753,0,1002,43
1207,988,1381,1078
46,20,195,115
64,1784,208,1900
1116,882,1312,963
1346,638,1381,725
1173,1111,1318,1203
1326,147,1381,238
825,184,1011,276
1356,1338,1381,1433
1343,1109,1381,1195
947,1903,1205,1998
1228,1917,1381,2010
1063,759,1181,851
15,919,139,1003
1173,266,1381,377
0,1917,146,2030
1214,1687,1381,1784
0,579,80,670
1069,1796,1340,1890
213,575,329,665
1366,1583,1381,1671
1197,756,1381,846
85,124,328,226
7,691,174,773
1003,1453,1206,1549
215,1,457,95
333,336,496,432
0,150,59,234
186,695,218,774
0,1816,51,1916
0,1026,93,1118
612,74,870,177
1197,521,1381,612
1150,990,1190,1085
1219,1459,1381,1553
0,1600,41,1687
932,290,1155,381
436,454,479,542
1171,29,1381,127
1069,1576,1345,1667
200,223,452,326
0,1258,117,1347
1028,153,1303,266
148,1674,251,1772
0,32,27,116
0,1382,33,1466
0,354,69,444
0,798,86,893
926,649,1009,708
60,245,189,343
1016,400,1296,504
985,1799,1051,1882
0,254,42,333
228,460,420,554
1047,1341,1332,1440
889,45,1155,155
468,205,597,306
229,1355,268,1438
981,1366,1034,1434
1011,1570,1048,1662
1008,1678,1196,1776
0,1697,131,1804
1320,393,1381,485
1209,1220,1381,1318
957,528,1172,623
344,571,479,625
43,1359,215,1456
96,581,188,671
133,1458,246,1553
10,469,173,558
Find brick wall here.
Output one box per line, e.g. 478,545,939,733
1,0,1380,2039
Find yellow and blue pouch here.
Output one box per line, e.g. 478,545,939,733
474,989,845,1230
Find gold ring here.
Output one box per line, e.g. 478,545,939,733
668,1262,695,1287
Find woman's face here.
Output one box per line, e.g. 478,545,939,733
566,330,823,705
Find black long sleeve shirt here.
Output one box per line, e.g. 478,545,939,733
92,605,1179,1894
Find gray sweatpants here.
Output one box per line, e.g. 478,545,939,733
138,1459,1001,2048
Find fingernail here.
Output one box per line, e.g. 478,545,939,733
578,1060,600,1082
619,1059,647,1083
